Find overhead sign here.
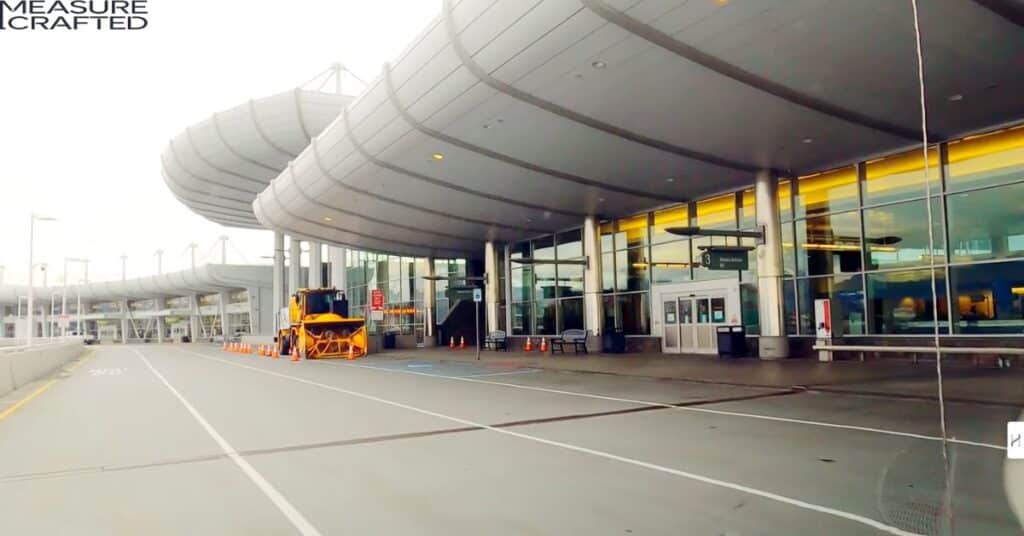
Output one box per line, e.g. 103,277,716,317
700,249,748,271
370,289,384,321
472,288,482,303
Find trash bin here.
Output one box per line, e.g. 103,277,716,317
602,330,626,354
382,331,397,349
716,325,747,358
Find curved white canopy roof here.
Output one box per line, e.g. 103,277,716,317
162,89,351,228
0,264,272,305
250,0,1024,256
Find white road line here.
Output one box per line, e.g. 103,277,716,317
464,369,541,378
177,348,919,536
134,349,321,536
327,361,1005,452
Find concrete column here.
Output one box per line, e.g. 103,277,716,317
120,299,129,344
288,236,301,295
582,216,603,337
272,232,285,332
329,247,348,291
309,242,323,288
156,298,165,344
219,292,230,342
190,295,200,343
424,257,436,339
755,170,789,359
484,242,500,333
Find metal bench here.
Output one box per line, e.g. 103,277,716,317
550,329,588,354
483,330,508,351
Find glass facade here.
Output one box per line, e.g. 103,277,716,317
508,229,584,336
343,250,439,336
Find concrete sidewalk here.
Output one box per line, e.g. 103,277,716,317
370,347,1024,406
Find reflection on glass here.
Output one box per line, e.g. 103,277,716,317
600,221,615,253
946,125,1024,192
557,264,584,298
679,298,692,324
556,228,583,259
696,298,710,324
951,260,1024,334
863,147,940,205
779,179,793,222
865,269,948,334
864,198,945,269
740,189,756,230
601,252,615,292
796,166,858,217
511,303,530,335
947,181,1024,262
535,299,556,335
710,297,726,323
532,236,555,260
616,214,649,249
796,211,862,276
797,275,865,336
650,240,691,284
782,222,796,277
559,298,584,331
510,266,532,302
783,279,797,335
696,194,736,230
616,248,649,292
741,283,759,334
651,205,689,245
534,263,556,301
616,293,649,335
663,300,677,324
602,295,616,331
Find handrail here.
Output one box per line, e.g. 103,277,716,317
813,344,1024,355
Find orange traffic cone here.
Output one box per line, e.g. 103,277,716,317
540,338,548,353
449,336,455,350
524,337,533,352
271,346,279,359
258,345,264,356
459,336,466,350
229,342,235,352
291,345,300,362
222,342,228,352
347,345,355,360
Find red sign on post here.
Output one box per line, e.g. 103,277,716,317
370,289,384,320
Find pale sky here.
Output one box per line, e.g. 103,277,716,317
0,0,440,285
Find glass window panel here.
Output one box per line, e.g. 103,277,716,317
510,241,530,261
535,299,556,335
557,264,584,298
782,221,796,277
797,211,862,276
783,279,797,335
947,181,1024,262
946,126,1024,192
617,247,650,292
558,298,584,332
865,269,948,334
532,236,555,260
511,303,531,335
534,263,556,301
616,214,649,249
650,240,691,285
600,221,615,253
779,179,793,222
797,275,866,336
951,260,1024,334
696,194,737,230
695,299,710,323
864,198,945,270
510,267,532,302
601,252,615,293
740,189,756,230
651,205,689,244
556,229,583,259
602,295,616,331
796,166,858,217
863,147,940,205
616,292,650,335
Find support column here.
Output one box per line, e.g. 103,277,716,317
424,257,436,339
273,232,285,332
288,236,301,295
755,170,789,359
219,292,230,342
484,242,500,333
329,247,348,291
582,216,603,339
189,294,201,343
309,242,323,288
120,299,129,344
156,298,165,344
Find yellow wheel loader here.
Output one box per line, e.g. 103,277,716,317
277,288,367,359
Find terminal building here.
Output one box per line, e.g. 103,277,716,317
158,1,1024,357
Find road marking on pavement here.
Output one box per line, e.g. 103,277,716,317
177,348,919,536
464,369,541,378
133,349,321,536
332,361,1005,451
0,350,94,422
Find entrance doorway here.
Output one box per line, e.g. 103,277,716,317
654,280,740,355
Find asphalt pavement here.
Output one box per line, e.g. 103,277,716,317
0,344,1017,535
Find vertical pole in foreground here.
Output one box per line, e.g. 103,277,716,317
475,299,480,361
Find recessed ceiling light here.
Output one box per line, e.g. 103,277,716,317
323,216,333,222
948,94,963,102
598,197,606,203
802,138,814,144
431,153,445,161
666,177,675,182
591,60,607,69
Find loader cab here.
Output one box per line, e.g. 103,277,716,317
295,289,350,318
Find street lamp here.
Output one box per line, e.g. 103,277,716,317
27,213,57,346
63,257,88,336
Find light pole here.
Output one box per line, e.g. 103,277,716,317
63,257,88,336
26,213,56,346
187,242,198,270
155,249,164,275
120,254,127,281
